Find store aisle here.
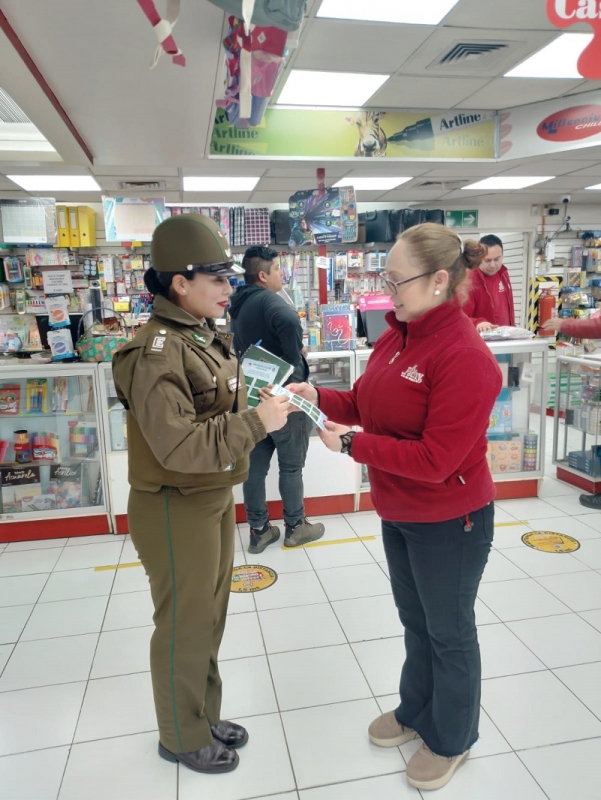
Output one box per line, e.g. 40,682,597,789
1,481,601,799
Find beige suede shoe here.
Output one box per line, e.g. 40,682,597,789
406,742,469,791
368,711,419,747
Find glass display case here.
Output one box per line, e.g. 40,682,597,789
97,362,129,533
552,354,601,491
306,351,355,438
0,363,110,539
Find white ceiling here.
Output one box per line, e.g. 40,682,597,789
0,0,601,207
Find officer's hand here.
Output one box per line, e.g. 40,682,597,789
287,382,318,406
476,321,497,333
256,394,290,433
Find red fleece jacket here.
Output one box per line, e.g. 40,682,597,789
318,302,502,523
463,265,515,327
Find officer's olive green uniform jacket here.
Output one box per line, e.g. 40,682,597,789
112,295,266,491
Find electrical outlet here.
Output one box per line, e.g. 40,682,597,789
531,205,540,216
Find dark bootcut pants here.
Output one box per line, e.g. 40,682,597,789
128,485,235,754
382,503,494,758
243,410,312,529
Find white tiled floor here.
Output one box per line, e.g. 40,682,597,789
1,457,601,797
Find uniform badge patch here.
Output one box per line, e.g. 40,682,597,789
193,333,207,345
227,376,239,393
151,336,166,352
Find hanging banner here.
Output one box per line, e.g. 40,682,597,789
499,92,601,159
546,1,601,79
210,108,497,160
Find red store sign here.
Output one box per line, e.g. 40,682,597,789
547,0,601,79
537,104,601,141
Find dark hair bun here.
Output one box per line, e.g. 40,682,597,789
462,240,487,271
144,267,163,295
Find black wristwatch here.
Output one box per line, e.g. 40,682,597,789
340,431,356,456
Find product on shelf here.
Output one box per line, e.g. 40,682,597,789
321,304,356,351
31,431,60,462
13,430,31,463
489,391,513,434
0,440,8,462
0,465,41,513
68,423,97,459
51,378,69,413
25,379,48,414
0,384,20,415
523,433,538,471
486,440,522,474
49,463,83,508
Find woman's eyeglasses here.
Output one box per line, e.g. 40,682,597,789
379,269,439,295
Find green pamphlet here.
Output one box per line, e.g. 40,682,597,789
240,344,294,407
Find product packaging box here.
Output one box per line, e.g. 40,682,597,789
486,441,522,474
49,463,83,509
489,399,513,434
0,466,42,513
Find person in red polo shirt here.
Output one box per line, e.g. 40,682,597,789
289,224,502,792
463,234,516,332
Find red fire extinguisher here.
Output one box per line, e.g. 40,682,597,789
538,288,556,336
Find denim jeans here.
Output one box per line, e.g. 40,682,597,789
243,410,312,529
382,503,494,757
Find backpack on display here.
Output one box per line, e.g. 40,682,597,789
272,210,291,244
425,209,446,225
207,0,307,31
401,209,427,230
359,211,393,243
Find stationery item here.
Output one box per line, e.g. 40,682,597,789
52,377,69,413
0,385,20,414
0,440,10,462
321,304,356,351
49,463,83,508
31,431,60,461
22,494,56,512
0,284,9,310
45,295,71,328
14,430,32,463
68,423,98,459
56,205,70,247
0,465,41,513
3,258,23,282
77,206,96,247
47,329,76,360
270,384,327,430
68,206,80,247
240,344,294,407
26,379,48,413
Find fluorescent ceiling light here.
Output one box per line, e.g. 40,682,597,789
505,33,593,79
317,0,461,25
7,174,100,191
183,177,260,192
334,177,412,191
462,177,555,190
585,183,601,190
277,70,388,107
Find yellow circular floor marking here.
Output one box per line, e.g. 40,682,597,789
231,565,278,593
522,531,580,553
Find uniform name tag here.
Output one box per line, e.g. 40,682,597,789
227,376,240,393
151,336,166,352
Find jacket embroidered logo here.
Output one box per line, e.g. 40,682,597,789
151,336,166,351
401,365,424,384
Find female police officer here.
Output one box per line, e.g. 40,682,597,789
112,214,289,774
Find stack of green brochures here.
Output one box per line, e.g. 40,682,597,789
240,344,294,407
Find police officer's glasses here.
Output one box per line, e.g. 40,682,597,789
379,269,439,295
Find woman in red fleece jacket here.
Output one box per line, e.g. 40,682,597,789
290,224,502,792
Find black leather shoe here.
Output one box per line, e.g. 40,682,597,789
211,720,249,749
579,493,601,510
158,740,239,773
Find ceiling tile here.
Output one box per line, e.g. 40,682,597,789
293,19,432,75
562,164,601,178
397,27,557,79
456,77,582,110
562,81,601,97
247,191,294,204
496,162,575,177
266,166,347,178
182,192,253,203
525,177,594,190
420,163,506,177
257,177,321,191
443,0,584,31
369,76,488,109
92,166,180,177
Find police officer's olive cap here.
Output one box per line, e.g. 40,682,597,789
152,214,244,276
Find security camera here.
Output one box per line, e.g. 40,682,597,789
562,195,571,204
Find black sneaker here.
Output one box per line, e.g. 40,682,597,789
284,518,325,547
579,493,601,510
248,522,281,554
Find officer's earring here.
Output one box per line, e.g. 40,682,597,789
434,289,441,296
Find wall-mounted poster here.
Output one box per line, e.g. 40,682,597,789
102,197,166,242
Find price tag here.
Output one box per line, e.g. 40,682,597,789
521,363,536,384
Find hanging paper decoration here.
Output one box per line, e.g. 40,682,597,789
137,0,186,68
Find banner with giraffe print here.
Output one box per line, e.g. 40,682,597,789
209,107,497,160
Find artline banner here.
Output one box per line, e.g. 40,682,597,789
499,91,601,160
210,108,497,160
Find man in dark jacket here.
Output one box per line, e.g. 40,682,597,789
230,246,325,553
463,234,516,332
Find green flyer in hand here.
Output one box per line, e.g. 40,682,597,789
240,344,294,407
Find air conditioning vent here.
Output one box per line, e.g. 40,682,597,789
118,180,166,191
417,180,470,191
429,40,513,71
0,88,30,123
